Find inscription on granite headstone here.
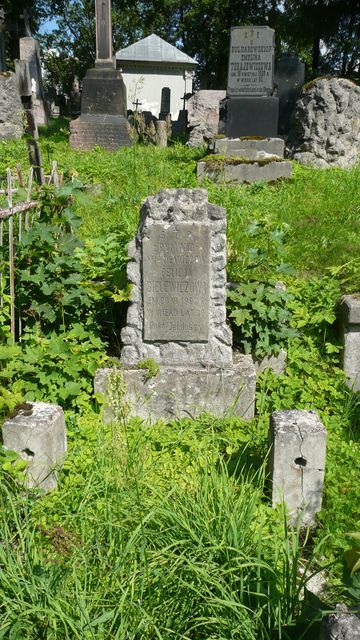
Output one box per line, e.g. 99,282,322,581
143,223,210,341
227,26,275,97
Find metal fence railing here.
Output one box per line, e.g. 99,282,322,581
0,161,63,342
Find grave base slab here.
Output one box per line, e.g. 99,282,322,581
94,354,256,423
197,160,292,184
70,113,131,151
210,137,285,160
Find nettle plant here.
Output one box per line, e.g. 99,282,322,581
227,219,297,358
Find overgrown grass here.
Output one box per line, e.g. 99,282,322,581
2,129,360,281
1,124,360,637
0,413,330,639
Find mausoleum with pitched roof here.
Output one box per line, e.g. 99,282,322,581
115,34,197,119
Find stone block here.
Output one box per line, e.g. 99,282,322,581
339,295,360,391
222,96,279,138
197,159,292,184
321,604,360,640
269,410,327,526
70,65,131,151
70,113,131,151
211,137,285,160
187,90,226,147
2,402,67,493
94,353,256,423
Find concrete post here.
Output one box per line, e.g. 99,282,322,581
155,120,167,147
2,402,67,493
339,295,360,390
269,410,327,526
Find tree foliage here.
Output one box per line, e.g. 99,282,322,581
9,0,360,91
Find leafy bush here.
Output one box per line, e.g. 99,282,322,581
228,281,296,358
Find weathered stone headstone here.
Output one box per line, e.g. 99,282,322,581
0,71,24,140
70,0,130,150
95,188,256,422
221,26,279,137
2,402,67,493
187,89,226,146
69,75,81,116
274,53,305,136
159,87,170,120
155,119,167,147
19,36,49,126
269,410,327,526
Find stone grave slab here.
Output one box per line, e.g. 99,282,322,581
222,26,279,138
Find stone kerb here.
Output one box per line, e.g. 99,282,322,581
121,188,233,368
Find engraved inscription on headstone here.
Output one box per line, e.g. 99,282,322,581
143,223,210,341
227,26,275,97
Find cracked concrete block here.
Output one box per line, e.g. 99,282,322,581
269,410,327,526
339,295,360,391
2,402,67,493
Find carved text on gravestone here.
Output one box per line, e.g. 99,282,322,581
227,26,275,97
143,223,210,341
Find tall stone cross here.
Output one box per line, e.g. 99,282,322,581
95,0,114,66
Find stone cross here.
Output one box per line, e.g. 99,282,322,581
95,0,113,65
132,98,142,111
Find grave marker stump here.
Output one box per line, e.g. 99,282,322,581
269,410,327,526
2,402,67,493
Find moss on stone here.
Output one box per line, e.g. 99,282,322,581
201,155,287,167
238,136,267,141
302,76,333,91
